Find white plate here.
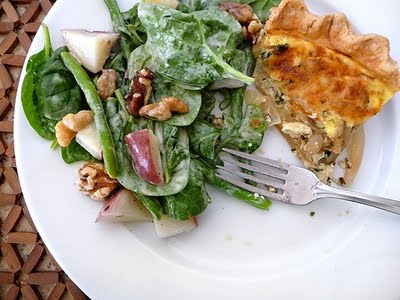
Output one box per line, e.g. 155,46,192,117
14,0,400,299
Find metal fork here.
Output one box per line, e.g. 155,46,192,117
217,148,400,214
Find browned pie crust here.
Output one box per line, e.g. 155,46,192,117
266,0,400,91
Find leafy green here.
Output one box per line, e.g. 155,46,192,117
188,0,203,12
186,41,261,162
22,27,85,141
187,120,220,161
202,0,282,22
197,90,217,121
61,139,99,164
188,96,266,163
118,125,190,196
151,77,202,126
129,50,203,127
36,47,86,121
135,3,254,90
160,124,184,182
220,104,266,153
121,3,147,44
162,159,210,220
198,159,271,209
128,44,152,76
22,63,57,140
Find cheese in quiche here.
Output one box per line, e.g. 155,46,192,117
251,0,400,183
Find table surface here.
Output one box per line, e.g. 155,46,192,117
0,1,87,299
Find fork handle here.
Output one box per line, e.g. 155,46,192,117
313,182,400,214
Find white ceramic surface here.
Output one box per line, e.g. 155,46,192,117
14,0,400,299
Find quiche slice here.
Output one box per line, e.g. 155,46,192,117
251,0,400,183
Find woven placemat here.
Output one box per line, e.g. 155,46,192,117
0,1,88,299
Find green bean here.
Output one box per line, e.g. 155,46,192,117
42,23,52,58
60,51,118,178
198,159,271,210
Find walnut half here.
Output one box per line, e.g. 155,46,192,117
97,69,118,100
219,2,263,43
125,68,155,116
76,162,119,200
55,110,93,147
139,97,189,121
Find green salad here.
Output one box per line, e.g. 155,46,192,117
22,0,280,238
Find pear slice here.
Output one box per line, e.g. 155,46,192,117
154,215,198,238
75,121,102,160
96,189,152,223
61,29,119,73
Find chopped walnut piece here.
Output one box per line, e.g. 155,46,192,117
139,97,188,121
54,110,94,147
162,97,189,113
139,101,172,121
62,110,93,132
76,163,119,200
219,2,262,43
97,69,118,100
125,67,155,116
243,14,263,43
55,121,75,147
248,19,262,34
219,2,253,24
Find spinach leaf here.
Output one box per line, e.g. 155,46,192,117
36,47,85,121
127,57,203,127
121,3,147,44
105,51,126,75
202,0,282,22
162,159,210,220
229,46,255,77
26,50,47,73
22,66,57,140
188,91,265,162
22,27,86,141
221,104,266,153
187,120,220,161
22,34,55,141
61,139,99,164
151,77,202,126
128,44,152,76
198,90,217,120
118,125,190,196
241,0,281,22
136,3,254,90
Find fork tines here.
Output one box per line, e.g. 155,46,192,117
217,148,289,201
